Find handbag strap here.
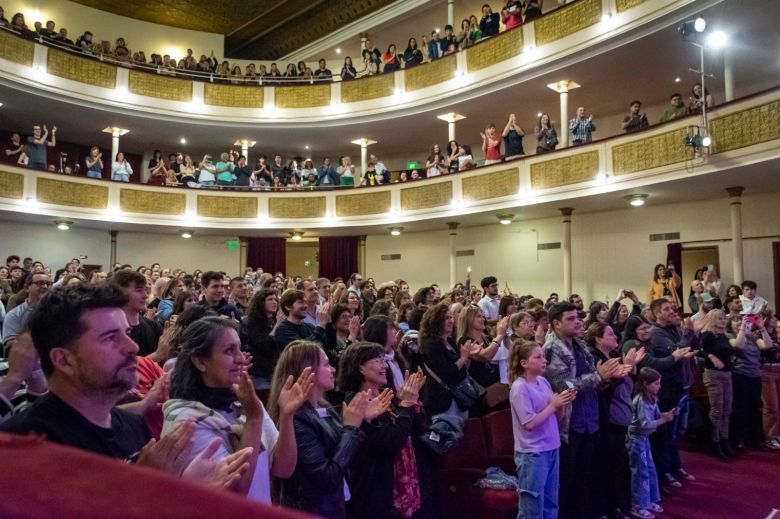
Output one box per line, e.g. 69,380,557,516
422,363,450,391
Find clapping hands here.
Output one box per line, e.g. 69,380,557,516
277,367,315,416
398,369,427,406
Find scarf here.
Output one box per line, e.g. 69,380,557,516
194,385,236,413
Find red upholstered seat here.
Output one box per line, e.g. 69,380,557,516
482,408,515,474
0,433,315,519
436,417,518,519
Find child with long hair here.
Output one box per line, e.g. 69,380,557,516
627,368,677,519
509,340,576,518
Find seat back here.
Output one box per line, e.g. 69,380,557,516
482,408,514,459
440,417,488,470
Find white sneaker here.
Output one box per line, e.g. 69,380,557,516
630,507,655,519
649,503,664,513
764,439,780,450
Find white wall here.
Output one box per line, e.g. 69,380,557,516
0,220,111,269
366,191,780,308
115,231,240,275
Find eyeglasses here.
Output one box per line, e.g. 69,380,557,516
365,358,388,366
31,281,52,287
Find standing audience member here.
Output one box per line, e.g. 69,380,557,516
622,101,650,133
700,309,735,459
481,124,502,165
112,152,133,182
569,107,596,145
503,113,526,159
85,146,104,179
480,4,501,37
26,124,56,171
659,93,689,123
535,113,558,154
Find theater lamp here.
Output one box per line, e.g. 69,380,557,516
389,227,403,236
55,220,72,230
290,232,303,241
496,214,514,225
684,126,712,149
678,17,706,39
626,194,648,207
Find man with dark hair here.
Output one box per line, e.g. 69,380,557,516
543,302,627,519
660,93,689,122
5,255,20,268
313,58,332,82
568,293,584,311
315,277,332,306
227,276,249,313
273,289,328,350
198,271,243,319
627,299,696,491
3,271,51,351
110,270,161,357
297,280,320,326
622,100,649,133
348,272,363,297
21,257,33,273
478,275,500,325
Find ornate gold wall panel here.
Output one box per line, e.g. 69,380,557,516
530,151,599,189
462,169,520,201
204,83,264,108
120,188,185,215
269,196,326,218
534,0,602,47
404,55,457,91
36,178,108,209
0,170,24,199
611,128,689,175
341,74,395,104
46,49,117,89
336,191,391,217
274,85,331,108
466,28,523,72
616,0,646,13
128,70,193,102
0,30,34,66
401,182,452,211
198,195,258,218
710,100,780,154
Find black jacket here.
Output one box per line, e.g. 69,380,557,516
421,336,467,415
281,402,365,519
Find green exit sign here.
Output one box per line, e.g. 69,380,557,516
226,240,240,250
406,161,418,169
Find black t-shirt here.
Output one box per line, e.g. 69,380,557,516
0,392,150,461
504,129,525,156
130,316,162,356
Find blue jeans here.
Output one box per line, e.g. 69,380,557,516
627,435,660,510
515,449,559,519
112,173,129,182
200,180,215,186
87,170,102,179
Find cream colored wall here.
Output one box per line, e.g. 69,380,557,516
115,231,240,275
366,191,780,309
0,220,112,270
6,0,225,62
286,241,319,279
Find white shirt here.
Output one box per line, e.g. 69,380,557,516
478,295,500,321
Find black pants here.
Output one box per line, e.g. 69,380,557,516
560,430,597,519
591,423,630,517
730,372,764,448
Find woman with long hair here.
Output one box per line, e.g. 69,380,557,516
156,277,186,324
647,263,681,309
241,289,281,389
700,309,735,458
340,56,357,81
402,37,423,68
425,144,445,177
382,43,401,73
535,113,558,154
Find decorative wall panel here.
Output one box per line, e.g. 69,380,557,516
400,182,452,210
530,151,599,189
611,128,689,175
616,0,646,13
269,196,326,218
466,28,523,72
341,74,395,103
198,195,258,218
0,170,24,199
336,191,391,217
120,188,185,215
462,169,520,201
128,70,193,102
36,178,108,209
404,55,457,91
0,30,34,66
710,100,780,154
47,49,117,89
274,84,330,108
204,83,264,108
534,0,602,46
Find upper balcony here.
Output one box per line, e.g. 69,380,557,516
0,0,716,126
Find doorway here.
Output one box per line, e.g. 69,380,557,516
681,246,719,313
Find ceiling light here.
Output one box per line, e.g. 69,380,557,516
435,27,440,33
626,194,648,207
305,145,310,150
674,77,681,83
390,227,403,236
290,231,303,241
694,17,706,32
56,220,72,230
496,214,514,225
0,102,4,108
536,112,542,117
335,48,341,54
180,230,193,239
707,30,728,48
180,138,187,145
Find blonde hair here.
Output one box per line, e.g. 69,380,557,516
268,340,324,423
701,309,726,333
508,339,540,381
456,304,482,340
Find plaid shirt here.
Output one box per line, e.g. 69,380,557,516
569,117,596,144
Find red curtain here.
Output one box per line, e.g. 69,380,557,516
246,237,287,275
319,236,359,281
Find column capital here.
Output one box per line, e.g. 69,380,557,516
359,235,367,245
725,186,744,198
559,207,574,217
446,222,460,232
351,138,377,147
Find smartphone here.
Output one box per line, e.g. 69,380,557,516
564,381,575,391
707,264,715,272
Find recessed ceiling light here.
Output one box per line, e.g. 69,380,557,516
56,220,72,230
674,77,681,83
626,194,648,207
537,112,542,117
290,231,303,241
305,145,310,150
180,230,193,238
497,214,514,225
180,138,187,145
435,27,440,33
335,48,341,54
390,227,403,236
0,102,4,108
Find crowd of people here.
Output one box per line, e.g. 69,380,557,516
1,2,547,85
0,251,778,519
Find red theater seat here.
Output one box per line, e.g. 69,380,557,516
482,408,515,475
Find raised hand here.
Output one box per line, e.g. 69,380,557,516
552,388,576,409
138,372,170,414
398,370,425,404
233,370,263,422
365,388,394,421
348,315,362,341
672,347,694,361
596,357,621,381
342,391,368,427
496,315,510,340
459,339,475,360
144,307,157,321
278,367,314,416
624,346,646,367
317,301,332,327
182,437,252,490
137,419,195,476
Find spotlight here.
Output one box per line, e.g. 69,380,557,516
626,194,648,207
290,231,303,241
678,17,706,38
694,17,706,32
707,30,728,49
496,214,514,225
56,220,72,230
180,230,193,239
702,136,712,147
389,227,403,236
683,126,712,149
180,137,187,145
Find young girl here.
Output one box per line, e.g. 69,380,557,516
627,368,676,519
509,340,576,518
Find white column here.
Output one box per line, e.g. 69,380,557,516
559,89,569,148
560,208,573,296
360,32,367,52
447,0,455,27
110,230,118,267
448,121,456,142
727,187,744,284
360,144,368,178
241,141,249,160
111,128,120,162
359,235,367,275
447,222,459,288
723,46,735,102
